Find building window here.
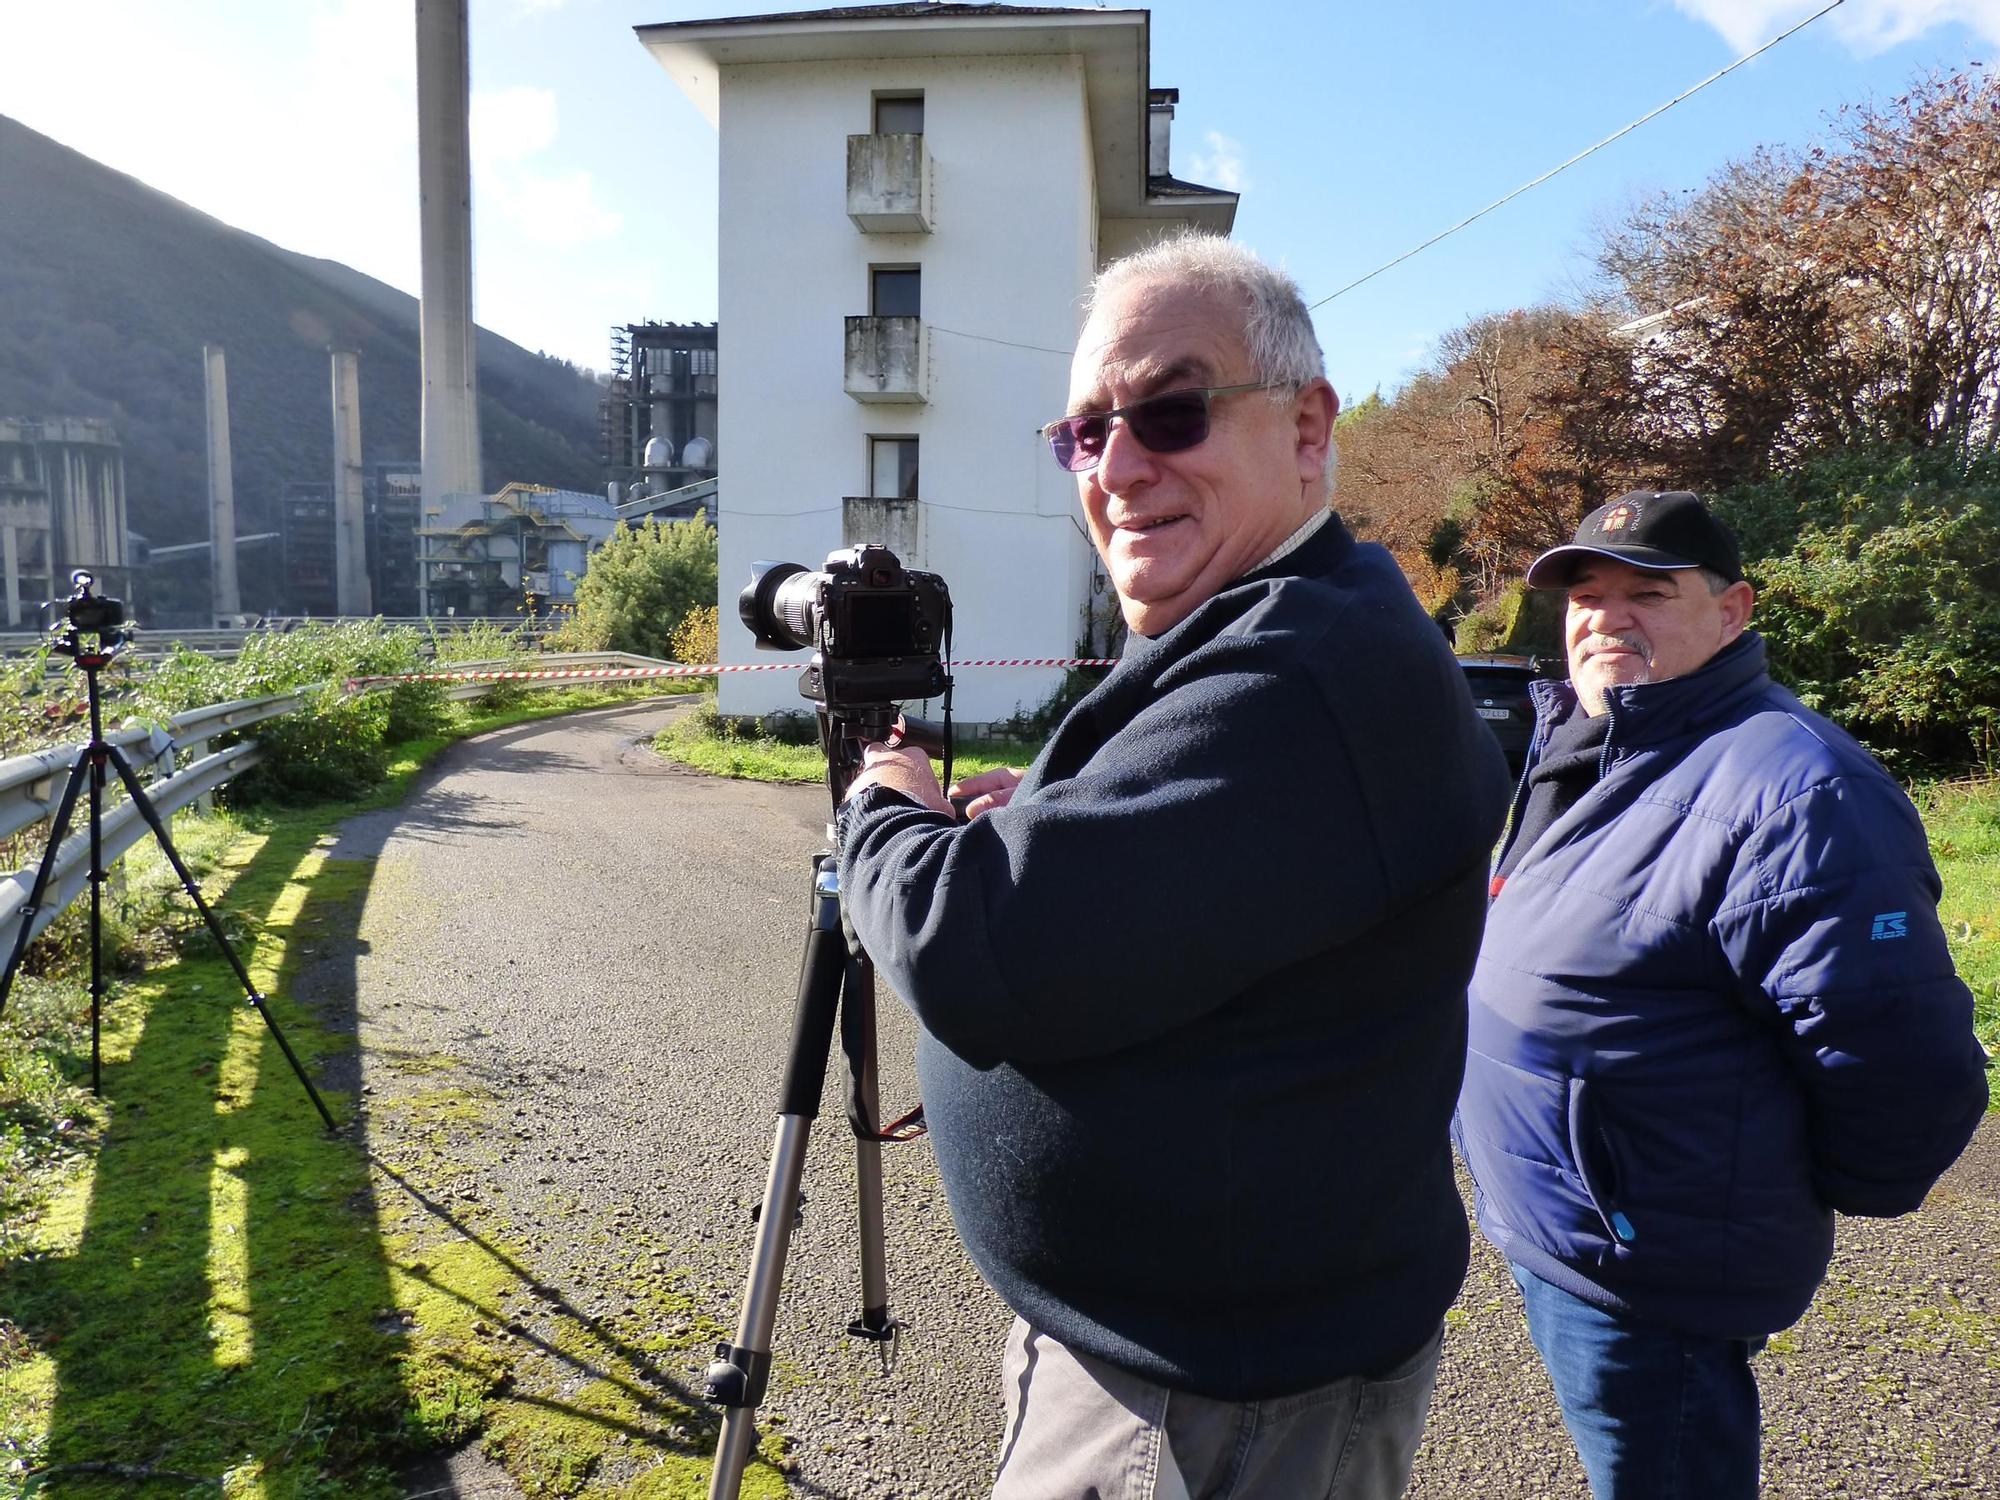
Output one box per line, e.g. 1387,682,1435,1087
870,436,919,499
874,93,924,135
870,266,921,318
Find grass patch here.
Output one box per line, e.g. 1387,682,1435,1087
1918,774,2000,1063
654,701,1041,787
0,684,773,1499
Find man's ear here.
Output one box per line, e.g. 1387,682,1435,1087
1719,580,1755,646
1294,379,1338,488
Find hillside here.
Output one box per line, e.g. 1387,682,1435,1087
0,114,606,611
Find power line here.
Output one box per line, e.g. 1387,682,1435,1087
929,323,1073,357
1307,0,1849,312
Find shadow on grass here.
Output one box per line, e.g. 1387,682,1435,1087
9,699,786,1498
7,813,419,1496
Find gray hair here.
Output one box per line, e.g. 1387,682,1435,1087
1085,232,1336,493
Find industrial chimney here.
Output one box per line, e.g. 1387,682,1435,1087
415,0,483,541
202,345,241,625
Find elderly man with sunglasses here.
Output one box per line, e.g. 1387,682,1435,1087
836,233,1511,1499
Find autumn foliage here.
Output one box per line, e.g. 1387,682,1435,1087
1343,66,2000,763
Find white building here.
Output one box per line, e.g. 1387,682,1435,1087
639,2,1236,721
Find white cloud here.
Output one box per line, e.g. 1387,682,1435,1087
1187,130,1250,193
472,86,561,165
471,85,623,247
1672,0,2000,54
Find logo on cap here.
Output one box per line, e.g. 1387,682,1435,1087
1601,503,1636,533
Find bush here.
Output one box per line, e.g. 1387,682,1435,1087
565,518,717,660
1716,449,2000,771
133,621,447,803
670,604,719,668
1452,580,1562,659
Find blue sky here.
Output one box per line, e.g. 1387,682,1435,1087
3,1,1993,403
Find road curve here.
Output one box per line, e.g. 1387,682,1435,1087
339,700,1999,1500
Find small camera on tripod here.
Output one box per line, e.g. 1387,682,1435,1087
739,545,951,710
41,570,129,654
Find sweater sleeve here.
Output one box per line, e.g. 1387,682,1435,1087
834,633,1400,1068
1713,776,1991,1217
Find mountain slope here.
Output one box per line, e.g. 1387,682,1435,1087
0,114,607,609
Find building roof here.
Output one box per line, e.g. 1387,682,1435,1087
1148,172,1236,202
639,4,1128,31
638,3,1195,221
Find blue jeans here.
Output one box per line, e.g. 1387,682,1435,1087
1510,1264,1763,1500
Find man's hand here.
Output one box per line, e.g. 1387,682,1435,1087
950,766,1025,821
847,741,952,816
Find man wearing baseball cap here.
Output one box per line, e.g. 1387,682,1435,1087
1456,491,1989,1498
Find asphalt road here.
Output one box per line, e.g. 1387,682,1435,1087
341,699,1999,1500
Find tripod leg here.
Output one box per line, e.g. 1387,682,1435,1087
706,859,849,1500
89,747,106,1092
840,948,893,1340
102,746,339,1133
0,748,91,1022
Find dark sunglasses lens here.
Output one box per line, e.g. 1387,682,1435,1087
1125,391,1210,454
1050,415,1107,472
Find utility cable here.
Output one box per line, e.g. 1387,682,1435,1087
1307,0,1849,310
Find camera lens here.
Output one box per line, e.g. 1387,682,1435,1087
740,561,816,651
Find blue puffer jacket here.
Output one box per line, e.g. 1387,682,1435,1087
1458,635,1989,1340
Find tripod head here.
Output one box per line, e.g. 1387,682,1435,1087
45,570,132,664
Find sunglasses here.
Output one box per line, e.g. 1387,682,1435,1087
1041,381,1290,473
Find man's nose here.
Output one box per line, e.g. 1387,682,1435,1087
1581,598,1633,633
1094,414,1156,492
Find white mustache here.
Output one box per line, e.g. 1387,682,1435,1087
1583,635,1648,659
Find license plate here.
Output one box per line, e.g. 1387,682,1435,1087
1477,706,1511,721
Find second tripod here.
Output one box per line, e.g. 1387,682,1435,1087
0,573,338,1132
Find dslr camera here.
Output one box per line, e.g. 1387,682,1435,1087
44,570,128,639
739,545,951,711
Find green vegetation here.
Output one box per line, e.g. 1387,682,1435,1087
655,703,1037,787
549,519,718,662
1,686,782,1498
1919,776,2000,1060
1716,449,2000,772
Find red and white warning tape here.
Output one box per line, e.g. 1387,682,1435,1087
346,657,1117,690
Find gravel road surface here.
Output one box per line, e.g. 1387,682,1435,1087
344,700,1998,1499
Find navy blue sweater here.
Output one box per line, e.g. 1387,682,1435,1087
838,518,1513,1398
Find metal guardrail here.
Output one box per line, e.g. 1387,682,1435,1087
0,652,678,956
0,742,264,953
0,617,555,661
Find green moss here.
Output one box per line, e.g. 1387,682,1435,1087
4,694,797,1500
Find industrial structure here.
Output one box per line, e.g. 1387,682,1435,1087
0,417,132,624
417,483,620,618
415,0,484,522
280,461,423,618
603,321,719,503
638,3,1236,721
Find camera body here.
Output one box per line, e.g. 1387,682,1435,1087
740,545,950,709
43,570,127,639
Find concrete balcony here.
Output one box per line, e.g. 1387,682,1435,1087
842,495,921,562
844,316,927,403
847,133,931,233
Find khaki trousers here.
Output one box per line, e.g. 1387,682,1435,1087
991,1317,1442,1500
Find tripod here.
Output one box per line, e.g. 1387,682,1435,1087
702,704,939,1500
0,591,338,1133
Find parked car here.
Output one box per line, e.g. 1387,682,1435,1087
1456,655,1545,780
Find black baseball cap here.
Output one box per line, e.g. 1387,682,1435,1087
1526,491,1744,589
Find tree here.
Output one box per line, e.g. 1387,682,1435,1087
1560,68,2000,489
565,517,718,660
